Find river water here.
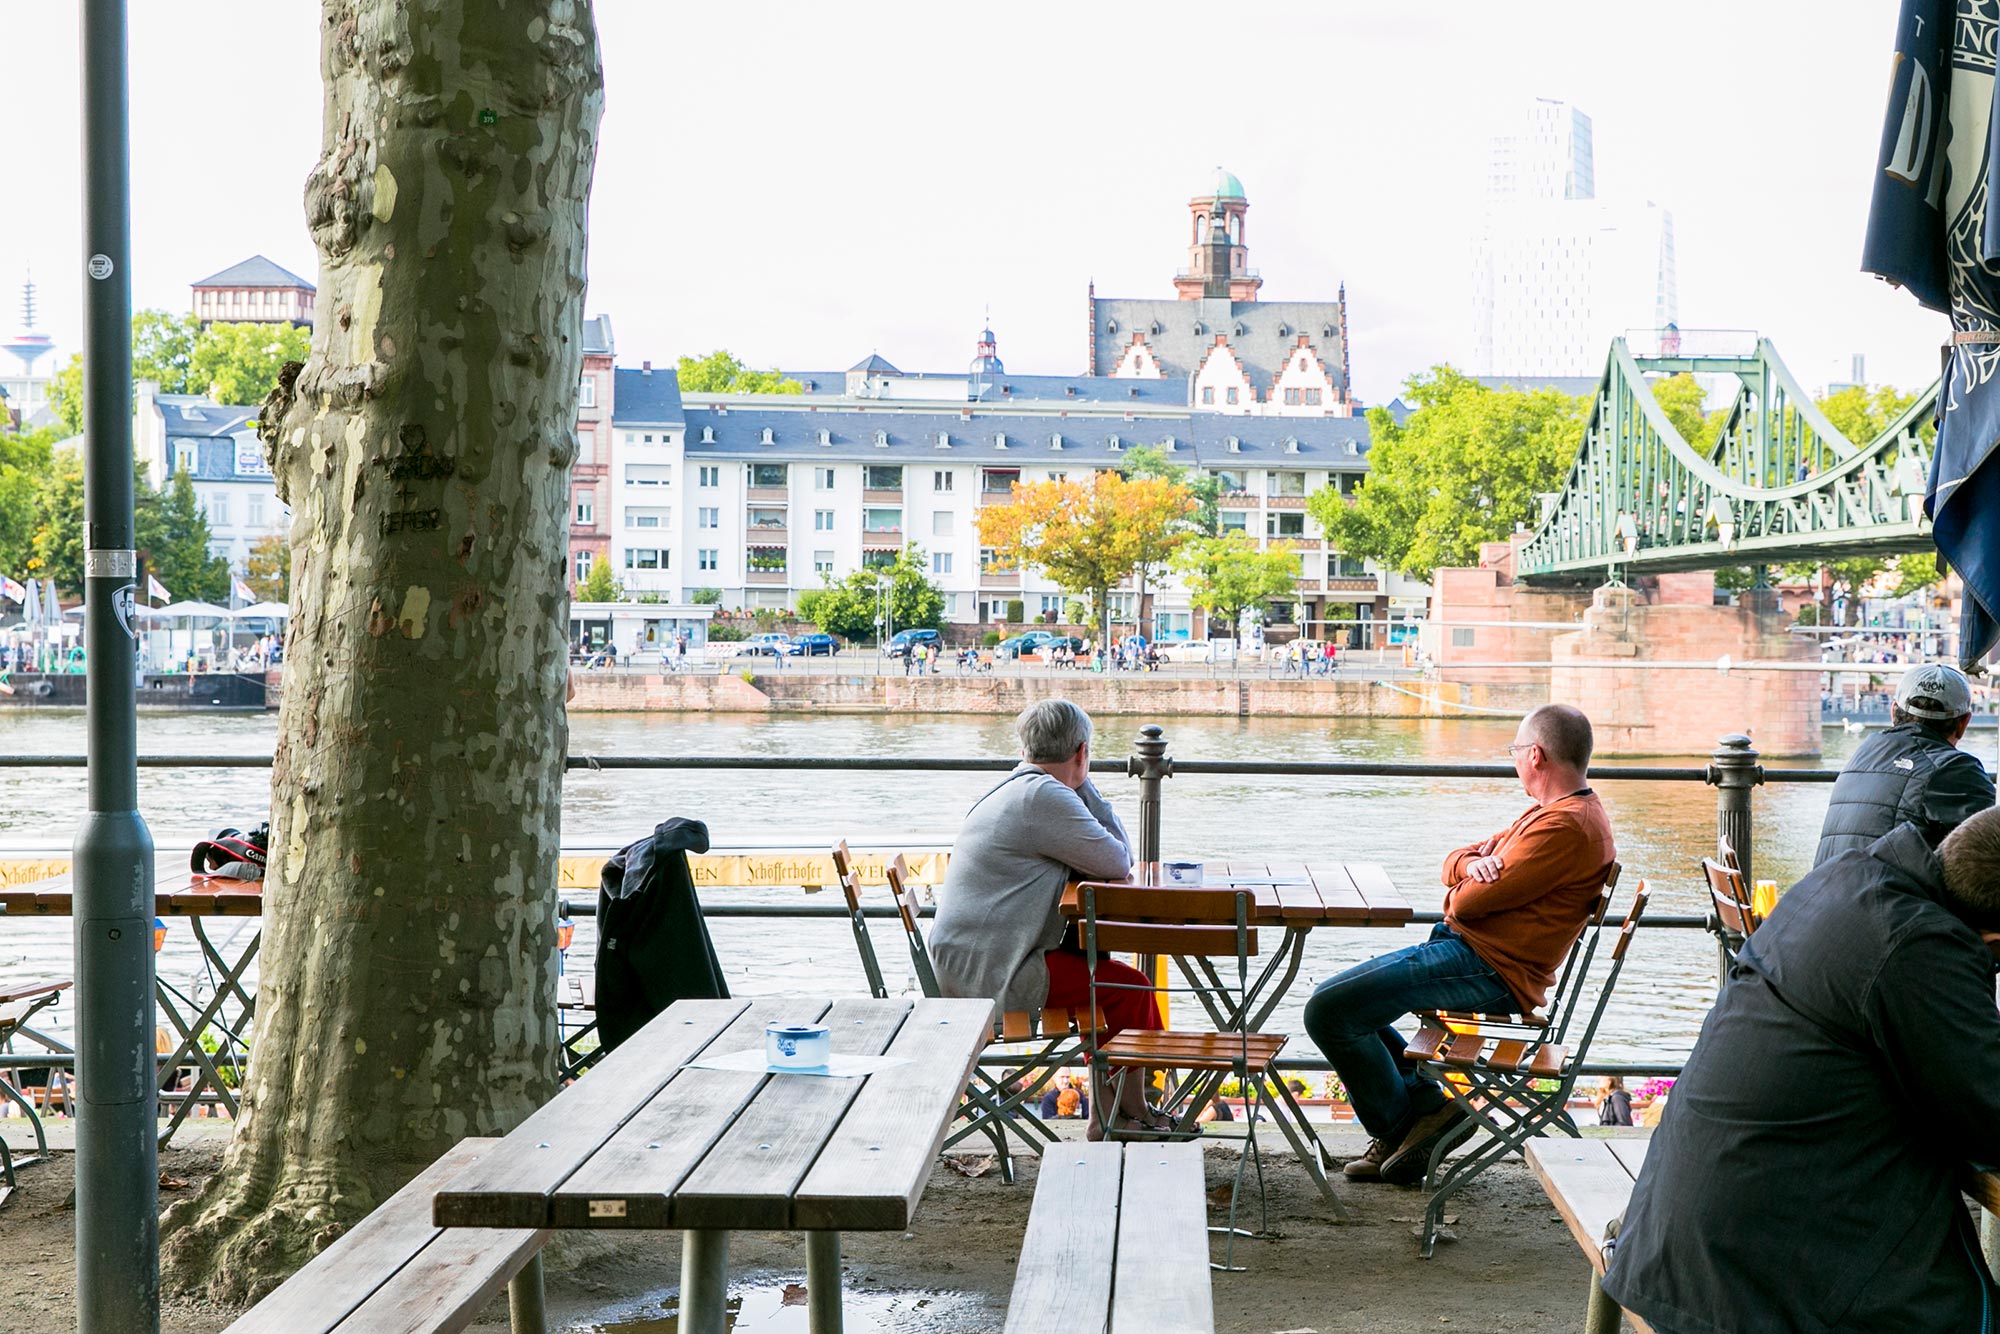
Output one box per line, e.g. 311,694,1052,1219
0,709,1890,1065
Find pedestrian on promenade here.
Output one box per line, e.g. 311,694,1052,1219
929,699,1168,1138
1813,663,1993,867
1597,1075,1633,1126
1304,703,1616,1185
1603,808,2000,1332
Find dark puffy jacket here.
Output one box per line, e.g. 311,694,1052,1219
1812,723,1993,868
1602,826,2000,1333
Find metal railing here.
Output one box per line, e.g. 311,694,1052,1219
0,728,1832,1086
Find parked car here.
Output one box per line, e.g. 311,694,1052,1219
884,628,940,658
789,632,839,656
995,631,1056,659
744,632,793,657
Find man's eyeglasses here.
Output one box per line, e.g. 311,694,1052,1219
1503,742,1538,757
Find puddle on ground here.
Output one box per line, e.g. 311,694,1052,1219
573,1283,973,1332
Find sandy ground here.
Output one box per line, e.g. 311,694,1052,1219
0,1122,1633,1334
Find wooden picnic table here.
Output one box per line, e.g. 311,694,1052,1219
1,865,262,1146
0,976,74,1196
434,994,995,1334
1064,860,1412,1033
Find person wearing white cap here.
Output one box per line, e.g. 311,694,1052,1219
1813,663,1994,867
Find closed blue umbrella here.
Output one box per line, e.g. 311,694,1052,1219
1863,0,2000,669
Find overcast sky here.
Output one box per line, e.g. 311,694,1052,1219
0,1,1945,406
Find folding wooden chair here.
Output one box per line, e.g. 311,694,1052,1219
1077,880,1348,1272
830,841,890,1000
1702,855,1759,964
881,855,1089,1183
1402,878,1651,1256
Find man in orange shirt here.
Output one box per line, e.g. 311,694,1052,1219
1304,703,1617,1185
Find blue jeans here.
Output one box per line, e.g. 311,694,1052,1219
1302,923,1516,1142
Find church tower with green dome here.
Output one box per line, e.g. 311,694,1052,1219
1173,167,1261,302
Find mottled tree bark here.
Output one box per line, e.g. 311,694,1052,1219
161,0,602,1300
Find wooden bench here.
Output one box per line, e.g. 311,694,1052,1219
1523,1139,1654,1334
0,977,72,1202
224,1138,548,1334
1004,1142,1214,1334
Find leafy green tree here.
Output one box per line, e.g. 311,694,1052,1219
28,451,86,590
1310,367,1586,580
47,355,83,435
0,426,58,579
1816,384,1919,447
1122,443,1221,536
139,468,230,603
1781,555,1885,628
134,310,203,392
1172,532,1303,636
689,586,722,605
245,533,291,601
801,546,943,639
675,349,803,395
1890,551,1941,598
192,321,314,405
1648,373,1722,448
577,553,622,602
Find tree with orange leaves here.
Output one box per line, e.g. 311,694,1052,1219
975,470,1195,651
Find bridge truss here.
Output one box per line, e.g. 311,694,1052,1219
1515,339,1940,583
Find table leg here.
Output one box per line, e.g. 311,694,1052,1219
806,1230,844,1334
1584,1272,1622,1334
507,1252,546,1334
679,1229,730,1334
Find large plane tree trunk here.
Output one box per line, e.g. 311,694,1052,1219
161,0,602,1301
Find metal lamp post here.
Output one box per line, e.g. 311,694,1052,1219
76,1,159,1329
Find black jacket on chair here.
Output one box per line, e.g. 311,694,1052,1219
595,818,729,1053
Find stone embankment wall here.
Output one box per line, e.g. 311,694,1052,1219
567,671,1547,719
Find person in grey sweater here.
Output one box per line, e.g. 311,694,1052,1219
930,699,1166,1133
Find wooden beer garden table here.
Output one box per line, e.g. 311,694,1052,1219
0,864,263,1145
433,994,995,1334
1063,859,1414,1032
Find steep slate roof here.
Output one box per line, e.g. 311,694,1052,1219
674,403,1373,470
779,368,1189,406
581,315,615,356
612,367,686,424
848,354,900,374
190,255,315,290
154,395,258,436
1091,295,1348,398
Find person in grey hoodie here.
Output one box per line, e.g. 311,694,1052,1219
929,698,1165,1133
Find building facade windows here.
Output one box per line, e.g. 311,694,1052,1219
750,463,788,488
981,468,1020,493
863,508,902,533
699,465,719,487
579,377,596,408
933,552,953,575
1268,471,1307,497
698,507,720,529
248,495,264,525
814,550,835,576
814,510,835,531
933,470,954,492
1201,387,1214,405
698,549,718,571
1267,512,1305,537
624,464,670,486
932,511,954,537
863,465,903,490
748,507,787,530
815,466,836,490
623,549,665,570
574,497,594,525
574,550,593,582
1225,387,1239,405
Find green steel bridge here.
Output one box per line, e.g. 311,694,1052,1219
1513,338,1940,584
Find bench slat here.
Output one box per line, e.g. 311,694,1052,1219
1523,1140,1636,1271
794,997,995,1232
548,999,820,1228
1002,1143,1122,1334
1111,1142,1214,1334
433,998,749,1228
333,1225,545,1334
226,1139,537,1334
673,998,911,1231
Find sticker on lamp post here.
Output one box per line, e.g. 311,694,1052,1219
87,254,114,280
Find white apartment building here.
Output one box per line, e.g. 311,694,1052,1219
605,369,1424,641
132,381,287,575
1471,99,1678,377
